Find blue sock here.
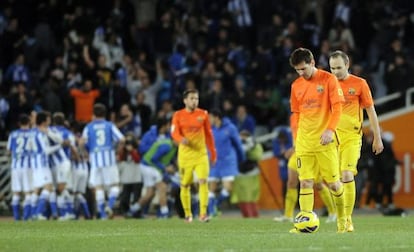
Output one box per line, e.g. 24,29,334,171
108,196,116,209
12,204,20,220
23,204,31,220
50,202,58,217
192,200,199,217
207,197,217,216
98,202,107,218
36,198,47,217
80,202,91,219
66,202,74,215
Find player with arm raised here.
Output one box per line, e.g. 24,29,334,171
171,89,217,223
329,50,384,232
81,103,124,219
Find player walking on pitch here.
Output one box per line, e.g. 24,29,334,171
329,50,384,232
289,48,346,233
171,89,217,223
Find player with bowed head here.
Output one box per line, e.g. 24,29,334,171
289,48,346,233
329,50,384,232
170,89,217,223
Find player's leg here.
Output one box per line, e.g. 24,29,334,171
89,167,106,219
340,137,360,231
35,168,54,220
103,165,121,218
275,154,298,222
320,149,346,233
315,180,336,223
156,181,169,218
194,157,210,222
207,179,218,217
179,163,194,222
11,169,21,220
217,160,239,209
296,154,317,212
129,164,154,217
75,169,91,219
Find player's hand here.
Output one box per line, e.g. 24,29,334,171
320,129,334,145
284,148,294,159
372,138,384,155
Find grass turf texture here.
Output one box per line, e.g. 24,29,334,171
0,215,413,251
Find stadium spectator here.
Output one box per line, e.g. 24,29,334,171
231,130,263,218
117,133,142,217
232,104,255,134
69,79,100,123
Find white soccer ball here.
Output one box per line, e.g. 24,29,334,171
293,211,320,233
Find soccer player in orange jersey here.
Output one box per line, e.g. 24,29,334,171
289,48,346,233
329,50,384,232
171,89,217,223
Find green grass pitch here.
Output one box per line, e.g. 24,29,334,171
0,215,413,251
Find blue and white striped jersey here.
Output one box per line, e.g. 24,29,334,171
48,126,75,167
7,128,33,169
82,119,124,169
30,128,61,169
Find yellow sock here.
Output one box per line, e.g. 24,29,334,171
343,180,356,216
284,188,298,218
198,182,209,216
299,188,314,212
318,184,336,215
331,185,345,218
180,186,192,217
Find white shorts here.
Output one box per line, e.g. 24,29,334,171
51,160,72,185
140,163,162,188
72,168,89,194
88,165,120,188
11,168,32,193
32,167,53,189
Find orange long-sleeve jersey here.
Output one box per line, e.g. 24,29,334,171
170,108,217,163
290,69,344,152
337,74,374,134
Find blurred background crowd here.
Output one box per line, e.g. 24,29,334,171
0,0,413,141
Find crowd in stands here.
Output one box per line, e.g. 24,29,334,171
0,0,413,141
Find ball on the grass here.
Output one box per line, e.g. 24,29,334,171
294,211,320,233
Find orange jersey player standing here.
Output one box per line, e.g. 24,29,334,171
170,89,217,223
289,48,346,233
329,50,383,232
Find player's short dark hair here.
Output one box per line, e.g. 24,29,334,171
93,103,107,118
183,89,199,99
289,48,314,67
329,50,349,65
210,108,223,119
156,117,170,129
18,114,30,126
53,112,65,126
36,111,49,125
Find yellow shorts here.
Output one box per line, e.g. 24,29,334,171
296,148,340,184
339,135,362,176
288,152,322,183
178,155,209,185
